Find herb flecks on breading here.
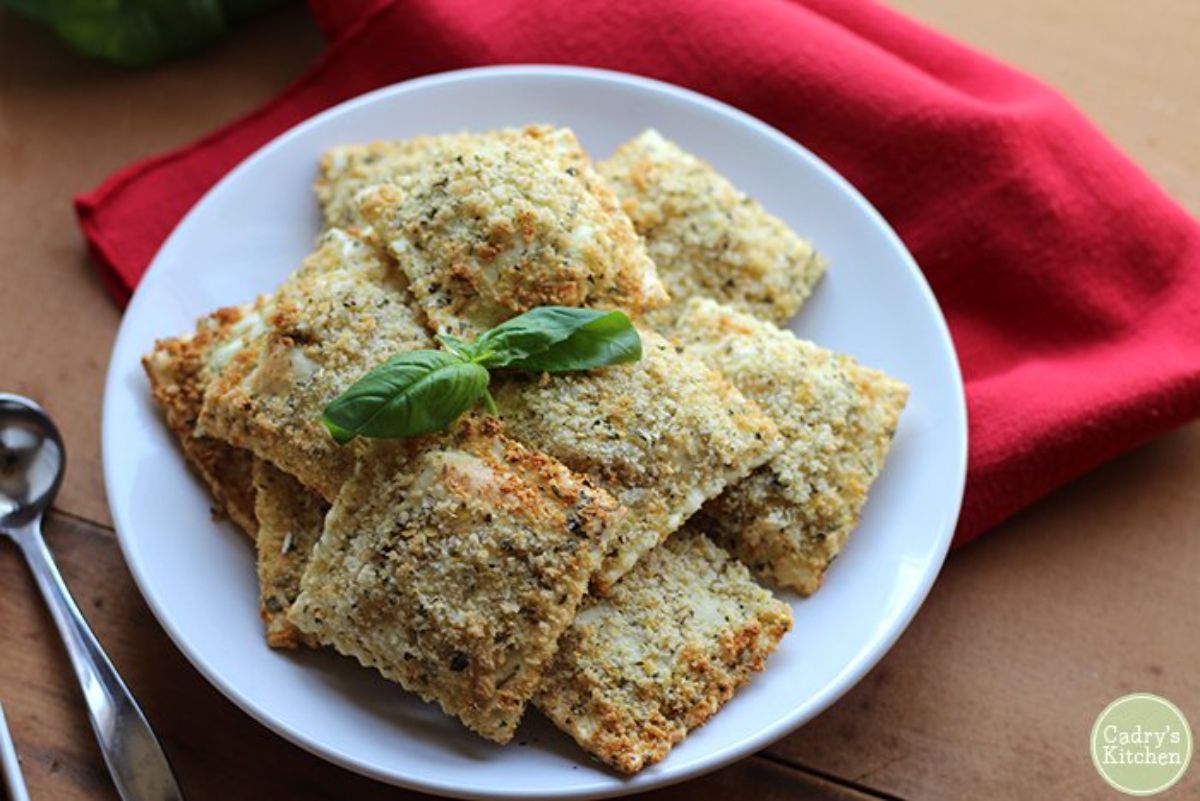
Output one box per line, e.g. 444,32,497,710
600,129,825,329
492,328,781,591
198,228,432,501
288,416,623,743
536,527,791,774
143,304,260,537
316,133,478,232
358,125,668,337
676,298,908,594
252,459,327,649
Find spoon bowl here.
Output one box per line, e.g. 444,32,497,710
0,392,183,800
0,394,65,529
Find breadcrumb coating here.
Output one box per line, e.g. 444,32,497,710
675,299,908,594
143,305,259,537
198,228,432,501
357,125,669,337
536,527,792,774
251,459,327,649
491,328,782,592
143,124,880,763
288,417,622,743
599,130,826,328
316,133,475,231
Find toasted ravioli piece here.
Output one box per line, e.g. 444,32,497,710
143,305,260,537
491,329,781,591
536,527,791,774
676,299,909,594
316,133,474,230
599,130,826,328
251,460,327,649
357,125,669,336
288,417,621,743
198,228,433,501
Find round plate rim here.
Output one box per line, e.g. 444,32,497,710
102,64,968,800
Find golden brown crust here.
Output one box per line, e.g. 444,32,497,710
535,527,792,774
142,305,258,537
251,459,327,649
146,127,870,758
491,328,782,591
599,130,826,329
287,416,623,743
198,228,432,501
315,134,477,231
675,299,909,594
357,125,669,337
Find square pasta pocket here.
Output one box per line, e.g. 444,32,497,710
357,125,669,337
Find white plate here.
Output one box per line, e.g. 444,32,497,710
103,66,967,799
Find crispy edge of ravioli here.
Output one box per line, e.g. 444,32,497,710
251,459,327,649
676,298,909,594
599,129,826,329
535,526,792,774
198,228,432,502
143,305,258,537
491,328,782,593
287,416,622,743
357,125,668,337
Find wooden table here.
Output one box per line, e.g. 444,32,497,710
1,3,1197,798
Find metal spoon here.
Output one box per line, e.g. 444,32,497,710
0,393,184,801
0,703,30,801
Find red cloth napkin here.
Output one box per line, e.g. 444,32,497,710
76,0,1200,546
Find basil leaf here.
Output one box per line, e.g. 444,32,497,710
2,0,292,67
473,307,640,370
323,418,358,446
322,350,489,442
436,333,477,361
322,306,643,442
502,310,642,372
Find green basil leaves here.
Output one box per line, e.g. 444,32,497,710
468,307,642,371
3,0,292,68
321,351,491,444
322,307,641,443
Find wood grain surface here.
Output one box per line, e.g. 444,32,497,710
0,2,1196,799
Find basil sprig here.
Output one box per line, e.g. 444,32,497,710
322,351,490,444
322,307,641,443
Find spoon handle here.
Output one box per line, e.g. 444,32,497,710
12,518,184,801
0,704,31,801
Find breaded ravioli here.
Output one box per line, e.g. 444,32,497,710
535,527,792,774
676,299,909,594
599,130,826,328
251,459,327,649
491,328,782,592
357,125,669,337
315,133,474,231
198,228,433,501
287,417,622,743
143,304,261,537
